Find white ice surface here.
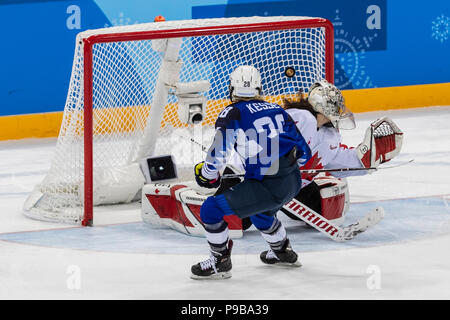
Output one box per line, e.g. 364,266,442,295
0,106,449,299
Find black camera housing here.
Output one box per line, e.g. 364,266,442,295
143,155,177,182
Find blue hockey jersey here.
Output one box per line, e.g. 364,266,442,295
202,99,312,180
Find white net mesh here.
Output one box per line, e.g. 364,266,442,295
23,16,331,224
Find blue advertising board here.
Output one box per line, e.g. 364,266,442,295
0,0,449,116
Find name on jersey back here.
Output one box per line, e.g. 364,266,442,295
246,102,280,114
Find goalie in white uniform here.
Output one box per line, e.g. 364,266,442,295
224,79,403,227
280,80,403,223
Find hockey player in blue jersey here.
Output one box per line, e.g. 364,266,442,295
190,66,311,280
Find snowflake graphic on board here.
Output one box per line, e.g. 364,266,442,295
431,14,450,43
104,12,140,28
333,9,375,89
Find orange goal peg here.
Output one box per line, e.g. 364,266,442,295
154,15,165,22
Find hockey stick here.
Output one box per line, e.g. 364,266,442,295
170,130,209,153
298,159,414,173
222,159,414,179
282,199,385,241
172,128,413,178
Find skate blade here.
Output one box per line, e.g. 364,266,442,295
190,271,232,280
265,261,302,268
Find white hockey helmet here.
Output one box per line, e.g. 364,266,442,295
308,80,356,129
229,65,262,101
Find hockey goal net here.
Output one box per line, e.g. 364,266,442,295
23,16,334,226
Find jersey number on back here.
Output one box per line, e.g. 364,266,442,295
253,114,285,138
218,106,234,118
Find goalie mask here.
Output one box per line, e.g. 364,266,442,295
308,80,356,130
229,65,262,102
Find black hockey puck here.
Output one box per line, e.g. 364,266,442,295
285,67,296,78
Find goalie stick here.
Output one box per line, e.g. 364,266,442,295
301,159,414,173
172,129,413,177
283,198,385,241
172,127,412,176
221,159,414,179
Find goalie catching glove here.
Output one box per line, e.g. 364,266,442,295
356,117,403,170
194,162,221,189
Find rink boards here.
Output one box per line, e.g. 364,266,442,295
1,82,450,141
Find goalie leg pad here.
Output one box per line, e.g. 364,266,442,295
279,181,321,221
141,183,243,237
320,188,346,222
281,177,349,226
315,177,349,225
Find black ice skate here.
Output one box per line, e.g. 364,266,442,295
190,239,233,280
260,240,301,267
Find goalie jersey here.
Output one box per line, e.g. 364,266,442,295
202,100,311,181
285,108,365,187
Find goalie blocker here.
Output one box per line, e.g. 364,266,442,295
141,173,349,237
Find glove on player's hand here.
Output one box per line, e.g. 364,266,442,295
356,117,403,171
194,162,221,189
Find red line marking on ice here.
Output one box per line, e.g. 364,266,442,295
0,221,142,236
